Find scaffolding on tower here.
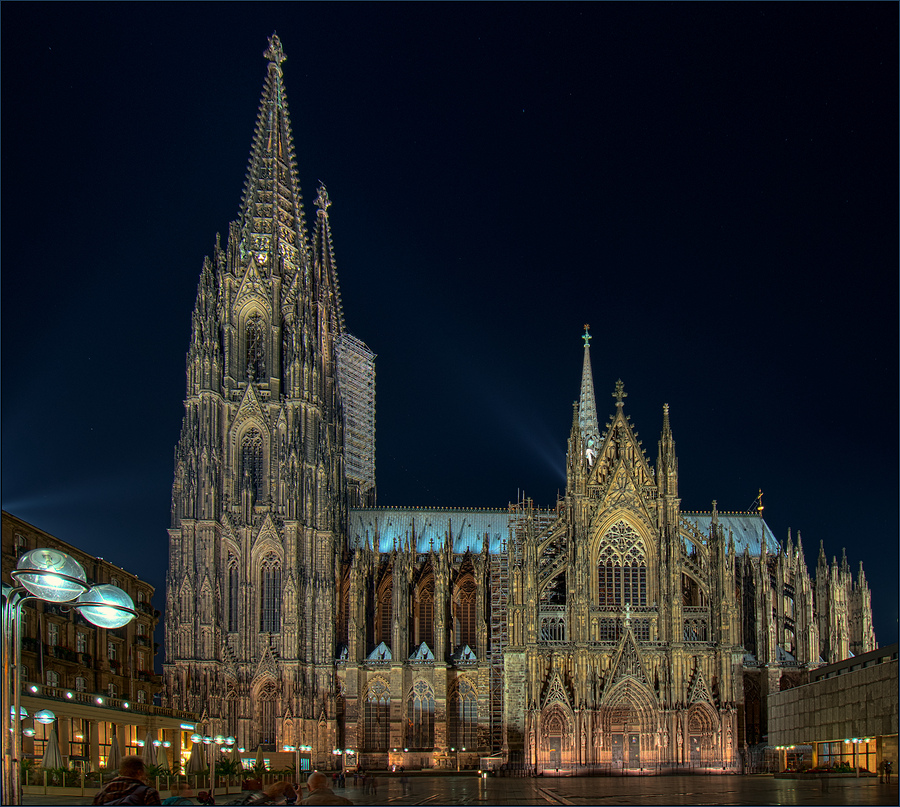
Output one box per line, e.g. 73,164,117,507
335,333,376,507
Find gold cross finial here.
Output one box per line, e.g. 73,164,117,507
582,324,591,348
264,33,286,66
613,379,627,406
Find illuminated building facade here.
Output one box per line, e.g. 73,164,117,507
164,35,877,773
1,512,191,772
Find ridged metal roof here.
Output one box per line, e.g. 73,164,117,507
348,507,513,554
681,512,779,555
348,508,779,556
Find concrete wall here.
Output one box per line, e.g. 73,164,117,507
769,658,897,748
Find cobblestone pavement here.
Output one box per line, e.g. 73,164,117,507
22,774,900,806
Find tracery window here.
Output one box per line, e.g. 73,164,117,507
228,559,239,633
364,679,390,751
450,680,478,749
260,553,281,633
406,681,435,749
75,676,87,693
227,691,240,737
540,615,566,642
416,578,435,649
258,682,277,746
246,313,266,382
137,690,147,703
241,428,265,499
596,521,647,608
378,578,392,647
454,577,477,650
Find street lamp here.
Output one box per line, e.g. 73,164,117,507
3,549,137,805
204,734,231,798
451,746,466,772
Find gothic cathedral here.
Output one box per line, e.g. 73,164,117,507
164,36,877,773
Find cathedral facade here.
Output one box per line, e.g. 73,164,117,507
164,36,877,773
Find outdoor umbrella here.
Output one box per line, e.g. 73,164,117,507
156,741,170,771
39,722,64,770
187,741,207,774
254,745,265,770
141,731,156,766
105,726,123,772
230,741,242,766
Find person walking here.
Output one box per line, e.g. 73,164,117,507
299,771,353,805
92,756,162,805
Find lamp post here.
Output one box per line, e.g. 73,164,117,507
204,734,230,798
3,548,137,806
451,746,466,772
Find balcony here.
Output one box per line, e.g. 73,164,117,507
50,646,79,663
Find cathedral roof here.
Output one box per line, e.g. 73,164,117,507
348,507,511,554
682,512,779,555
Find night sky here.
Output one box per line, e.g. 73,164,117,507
3,4,897,660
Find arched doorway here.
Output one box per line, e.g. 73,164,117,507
599,679,658,769
687,703,719,768
539,704,574,769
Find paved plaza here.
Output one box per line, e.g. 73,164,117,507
21,774,899,806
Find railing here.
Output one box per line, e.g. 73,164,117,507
21,681,196,720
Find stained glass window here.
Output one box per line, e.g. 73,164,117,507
407,681,435,749
450,680,478,749
364,679,390,751
597,522,647,608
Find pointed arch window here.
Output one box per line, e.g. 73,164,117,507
364,679,390,751
258,681,277,746
454,577,477,651
416,578,435,649
260,553,281,633
407,681,435,750
246,312,266,382
377,577,393,647
450,679,478,749
596,521,647,608
227,559,239,633
241,428,265,499
227,689,240,738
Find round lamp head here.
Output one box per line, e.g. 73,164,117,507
14,549,88,602
75,585,136,628
10,706,28,718
191,734,202,744
34,709,56,725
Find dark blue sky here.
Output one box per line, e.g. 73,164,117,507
3,4,897,652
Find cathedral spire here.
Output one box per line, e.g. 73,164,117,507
577,325,601,464
238,33,311,278
313,183,345,337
